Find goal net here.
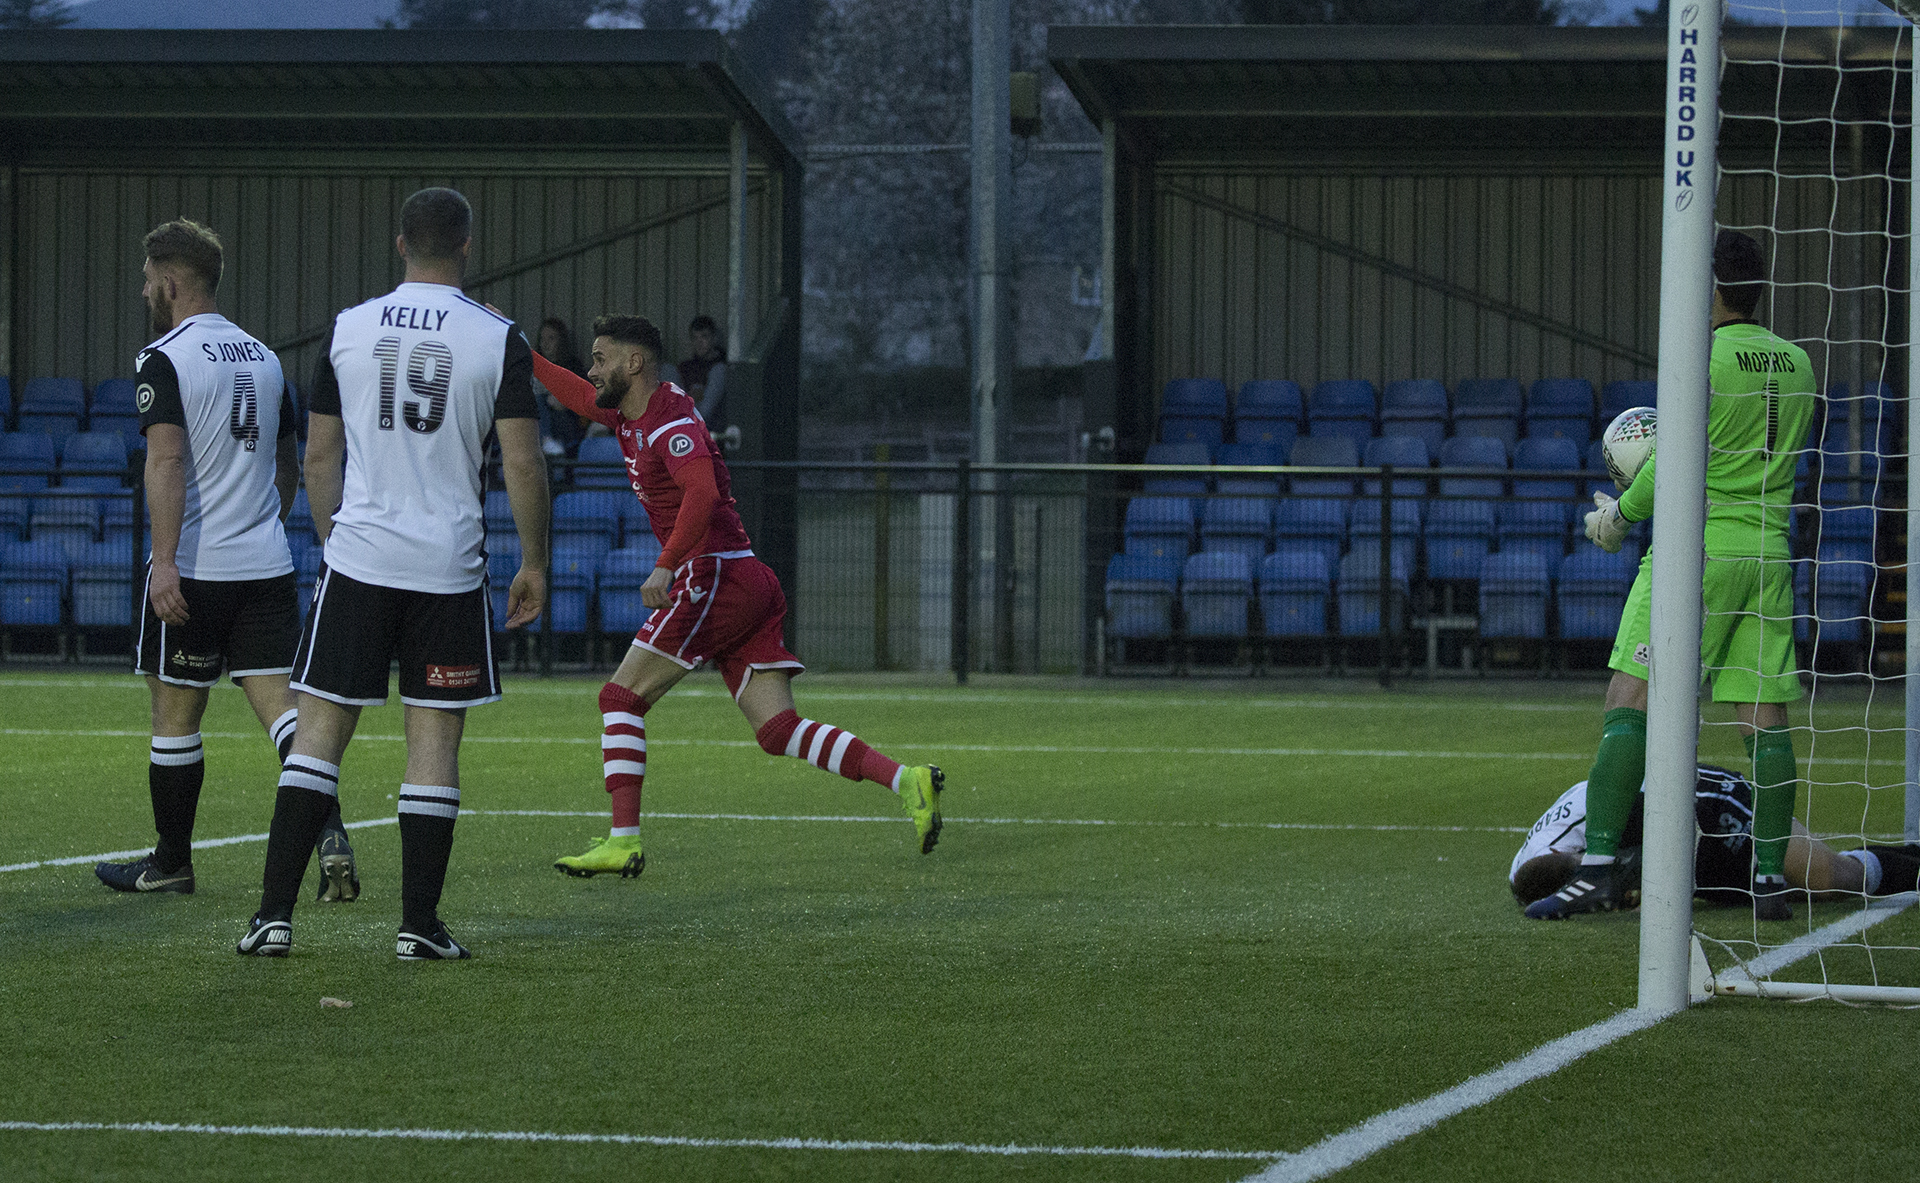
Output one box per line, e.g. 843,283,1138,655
1646,0,1920,1007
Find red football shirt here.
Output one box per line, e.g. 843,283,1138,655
534,353,751,557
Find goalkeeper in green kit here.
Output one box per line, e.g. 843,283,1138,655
1527,230,1815,922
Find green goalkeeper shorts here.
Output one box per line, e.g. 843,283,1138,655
1609,551,1802,703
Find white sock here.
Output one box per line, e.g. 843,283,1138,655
610,825,640,838
1580,853,1616,867
890,767,903,793
1840,848,1884,894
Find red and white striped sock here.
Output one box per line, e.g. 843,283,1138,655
754,709,902,789
598,683,648,835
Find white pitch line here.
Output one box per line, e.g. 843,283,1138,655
0,811,1520,876
1239,899,1918,1183
0,1120,1281,1161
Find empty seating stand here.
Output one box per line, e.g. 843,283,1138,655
1453,379,1523,447
1259,547,1331,644
1380,380,1447,454
1105,553,1181,663
1307,379,1377,454
17,378,85,445
1181,550,1254,645
1525,379,1596,444
1557,548,1636,641
1234,380,1302,454
1480,551,1553,647
88,379,142,438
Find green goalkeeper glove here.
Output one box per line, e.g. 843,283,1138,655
1584,492,1630,553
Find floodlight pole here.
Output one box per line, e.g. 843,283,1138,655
971,0,1014,672
1638,0,1717,1016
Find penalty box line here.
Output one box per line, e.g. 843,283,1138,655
1239,896,1919,1183
0,1120,1280,1162
0,812,1520,875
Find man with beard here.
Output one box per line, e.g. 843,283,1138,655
96,218,359,900
528,313,944,877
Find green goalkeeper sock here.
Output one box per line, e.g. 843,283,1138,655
1582,707,1647,861
1747,726,1798,879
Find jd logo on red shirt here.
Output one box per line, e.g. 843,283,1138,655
667,433,694,457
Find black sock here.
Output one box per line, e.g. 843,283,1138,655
1866,845,1920,895
258,756,342,921
398,784,461,933
149,734,205,873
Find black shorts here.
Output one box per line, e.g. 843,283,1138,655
1620,764,1755,904
290,567,501,709
135,568,299,688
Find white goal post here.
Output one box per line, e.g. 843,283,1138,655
1642,0,1920,1011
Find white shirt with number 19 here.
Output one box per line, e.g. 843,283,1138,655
308,282,537,595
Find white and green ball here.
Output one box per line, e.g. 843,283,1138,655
1601,406,1657,492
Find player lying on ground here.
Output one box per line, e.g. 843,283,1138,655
96,217,358,901
1540,229,1816,922
238,188,549,960
1511,763,1920,910
517,311,943,876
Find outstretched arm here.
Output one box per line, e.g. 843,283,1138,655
532,351,619,431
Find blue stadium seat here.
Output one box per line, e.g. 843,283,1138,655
0,494,26,541
1381,379,1448,455
0,432,58,493
552,489,628,549
1525,379,1596,444
1438,435,1508,498
1162,378,1229,422
485,534,523,629
1235,380,1302,451
484,488,518,535
1288,435,1360,497
1214,441,1282,496
1348,498,1420,572
0,538,67,625
1582,439,1612,499
71,538,136,627
1424,500,1495,581
1259,547,1331,637
1798,549,1874,644
1235,379,1303,424
1306,379,1377,454
1159,415,1224,453
1512,437,1581,530
1817,432,1883,504
1557,548,1636,640
1600,380,1657,426
1362,434,1431,498
1181,551,1253,638
59,431,130,491
1199,497,1272,560
1106,553,1181,641
1497,500,1570,571
1143,441,1213,503
1124,496,1195,559
1480,551,1551,639
1824,381,1900,460
1273,497,1345,569
101,493,140,549
574,436,628,488
0,377,11,425
287,487,315,543
88,379,141,436
1815,503,1875,565
597,547,657,635
29,492,100,558
17,378,84,444
1336,548,1407,636
1452,378,1523,447
549,546,601,633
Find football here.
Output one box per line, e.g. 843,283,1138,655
1601,406,1657,491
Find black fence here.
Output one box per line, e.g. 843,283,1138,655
2,456,1889,681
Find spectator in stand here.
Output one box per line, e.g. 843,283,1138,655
533,317,589,454
678,313,728,433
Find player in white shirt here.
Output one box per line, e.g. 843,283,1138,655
95,219,357,901
238,188,549,961
1511,764,1919,911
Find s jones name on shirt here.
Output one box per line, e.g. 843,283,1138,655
202,340,271,364
379,305,451,332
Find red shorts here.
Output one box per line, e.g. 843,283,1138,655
633,552,804,698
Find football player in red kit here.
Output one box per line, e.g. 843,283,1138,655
531,314,942,876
